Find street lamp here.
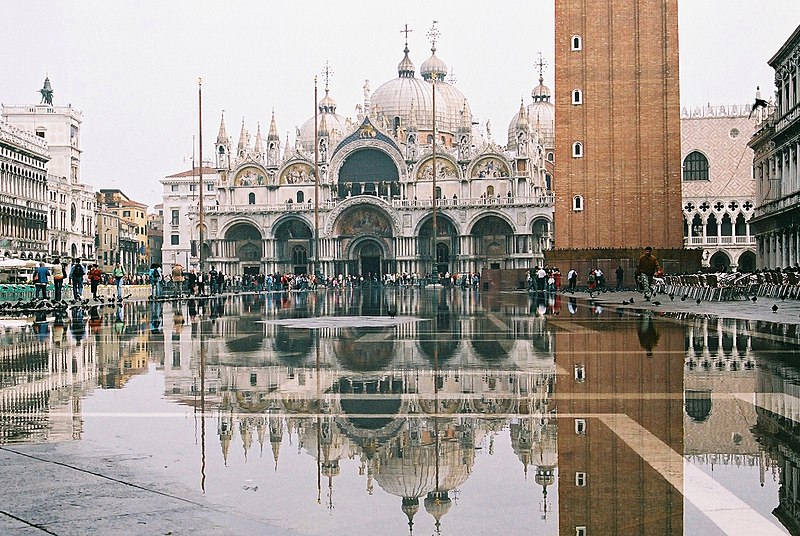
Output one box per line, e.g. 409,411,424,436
428,21,440,284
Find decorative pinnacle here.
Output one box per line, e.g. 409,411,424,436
401,23,413,48
322,62,333,92
535,52,548,84
426,20,440,52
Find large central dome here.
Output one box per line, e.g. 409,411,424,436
370,45,472,135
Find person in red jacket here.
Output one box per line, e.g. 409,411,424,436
88,264,103,301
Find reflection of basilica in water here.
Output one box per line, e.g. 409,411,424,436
6,290,800,533
160,290,558,531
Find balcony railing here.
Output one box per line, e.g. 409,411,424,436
684,236,755,247
776,103,800,134
198,193,555,215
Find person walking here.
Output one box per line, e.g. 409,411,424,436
615,265,624,290
52,258,66,302
88,264,103,300
536,266,547,292
172,263,185,297
33,262,50,300
69,258,85,301
567,268,577,292
112,262,126,300
149,263,163,299
209,266,219,295
636,246,661,301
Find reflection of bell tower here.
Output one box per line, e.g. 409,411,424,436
553,308,684,535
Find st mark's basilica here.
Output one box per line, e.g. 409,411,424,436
184,32,555,278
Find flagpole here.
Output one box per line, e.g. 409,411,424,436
198,78,204,272
314,76,320,282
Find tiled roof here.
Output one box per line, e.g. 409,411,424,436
165,167,217,178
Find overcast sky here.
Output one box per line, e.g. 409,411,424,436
1,1,797,209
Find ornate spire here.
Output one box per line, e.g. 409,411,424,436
254,123,264,154
237,118,248,155
216,111,229,144
268,110,279,140
283,131,294,161
409,100,418,131
318,113,329,135
462,100,472,130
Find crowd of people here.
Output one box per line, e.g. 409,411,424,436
25,247,667,302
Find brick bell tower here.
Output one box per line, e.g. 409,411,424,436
550,0,699,276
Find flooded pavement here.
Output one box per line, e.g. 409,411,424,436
1,288,799,535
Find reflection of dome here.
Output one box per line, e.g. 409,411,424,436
424,490,452,527
374,432,438,499
371,45,471,135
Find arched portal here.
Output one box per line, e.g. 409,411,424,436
709,251,730,272
738,251,756,272
334,204,395,277
274,218,312,275
471,215,514,270
225,223,263,275
338,148,400,199
531,217,552,255
419,216,459,276
356,240,383,279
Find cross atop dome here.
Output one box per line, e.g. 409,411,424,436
322,61,334,92
534,52,548,84
401,23,412,47
426,20,440,52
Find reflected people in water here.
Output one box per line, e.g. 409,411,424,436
637,312,660,357
71,307,85,343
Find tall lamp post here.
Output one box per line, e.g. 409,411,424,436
198,78,205,273
428,21,440,283
314,75,320,281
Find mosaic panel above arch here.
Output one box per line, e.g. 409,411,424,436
416,157,459,181
335,205,393,238
470,157,510,178
280,162,314,185
233,166,266,186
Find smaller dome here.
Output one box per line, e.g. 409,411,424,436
532,75,551,101
319,90,336,114
420,47,448,81
398,46,415,78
